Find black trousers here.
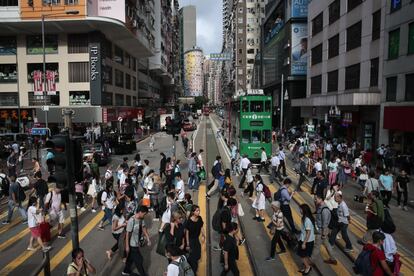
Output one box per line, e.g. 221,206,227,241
296,174,306,191
270,229,286,257
243,182,254,197
281,204,297,233
381,190,392,207
258,161,268,173
75,192,84,207
397,190,408,206
220,260,239,276
239,168,248,188
278,160,287,176
123,246,147,276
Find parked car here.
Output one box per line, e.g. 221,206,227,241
82,143,110,166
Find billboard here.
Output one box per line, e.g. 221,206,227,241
89,38,102,106
87,0,125,23
291,23,308,76
291,0,309,18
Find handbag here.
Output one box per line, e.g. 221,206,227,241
142,194,150,207
237,203,245,217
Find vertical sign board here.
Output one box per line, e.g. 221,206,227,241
291,23,308,75
89,40,102,105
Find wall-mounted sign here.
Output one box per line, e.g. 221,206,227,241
89,37,102,106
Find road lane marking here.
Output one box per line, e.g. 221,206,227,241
198,185,207,276
50,211,103,271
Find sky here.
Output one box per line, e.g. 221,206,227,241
179,0,223,55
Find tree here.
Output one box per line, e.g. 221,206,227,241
194,96,208,110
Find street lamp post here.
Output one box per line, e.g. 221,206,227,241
41,10,79,129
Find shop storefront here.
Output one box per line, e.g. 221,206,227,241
383,106,414,154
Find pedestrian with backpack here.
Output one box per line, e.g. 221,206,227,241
328,191,353,253
361,191,384,245
165,244,195,276
252,174,266,222
206,156,223,199
354,231,393,276
44,186,65,238
97,184,116,230
275,178,299,234
296,154,308,191
265,201,286,261
221,222,240,276
30,171,49,210
3,175,27,225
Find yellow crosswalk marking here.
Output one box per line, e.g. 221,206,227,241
198,185,207,276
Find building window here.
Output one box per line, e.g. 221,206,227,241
133,96,136,106
27,35,58,55
238,18,243,23
0,36,16,55
104,66,112,85
68,34,88,53
27,63,59,83
103,92,113,105
238,28,243,34
133,76,137,91
345,63,360,90
311,43,323,65
329,0,340,25
408,23,414,55
247,48,254,54
347,21,362,51
0,92,18,106
247,59,254,64
370,58,379,87
348,0,362,12
386,76,397,101
43,0,61,5
311,75,322,95
28,92,60,106
126,95,131,106
0,64,17,83
64,0,79,4
390,0,401,13
68,62,89,82
69,91,90,105
0,0,18,6
405,74,414,101
115,69,124,88
372,10,381,41
327,70,338,92
312,12,323,36
328,34,339,58
114,46,123,64
388,28,400,60
125,74,131,90
115,94,124,106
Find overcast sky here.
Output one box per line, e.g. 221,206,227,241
179,0,223,55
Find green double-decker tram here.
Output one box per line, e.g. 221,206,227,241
238,94,272,163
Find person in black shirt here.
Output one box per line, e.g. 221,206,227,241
221,222,240,276
159,153,167,180
30,171,48,209
311,171,328,200
166,211,186,251
185,205,205,274
396,169,410,210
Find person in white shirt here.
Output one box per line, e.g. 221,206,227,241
104,165,113,181
27,196,51,252
324,141,333,161
198,149,204,168
165,244,188,276
45,187,65,238
270,153,281,183
175,172,185,201
277,146,287,177
313,158,323,174
238,154,251,188
258,147,269,174
98,184,116,230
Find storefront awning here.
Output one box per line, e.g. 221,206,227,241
383,106,414,132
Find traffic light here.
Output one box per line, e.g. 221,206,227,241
45,135,69,188
72,138,83,183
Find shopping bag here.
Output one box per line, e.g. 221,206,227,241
237,203,245,217
198,167,206,180
141,194,151,207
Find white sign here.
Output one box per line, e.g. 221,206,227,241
87,0,126,23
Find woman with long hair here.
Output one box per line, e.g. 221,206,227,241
185,205,205,274
297,204,315,275
134,154,143,179
106,204,127,261
252,174,266,222
26,196,50,252
67,247,96,276
166,211,186,251
98,184,116,230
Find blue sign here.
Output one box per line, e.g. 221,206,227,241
391,0,401,12
291,23,308,75
31,128,49,136
291,0,309,18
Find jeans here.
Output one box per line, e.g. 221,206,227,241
123,246,147,276
101,208,113,225
188,173,199,190
270,229,286,257
270,166,282,183
7,200,27,222
220,260,239,276
329,222,352,250
281,204,297,233
397,190,408,206
381,190,392,207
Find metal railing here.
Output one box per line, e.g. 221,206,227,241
31,251,51,276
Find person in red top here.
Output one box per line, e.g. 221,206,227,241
363,231,393,276
363,149,373,167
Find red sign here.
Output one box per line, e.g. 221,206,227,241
384,106,414,132
33,70,43,96
46,70,57,95
118,108,145,120
102,108,108,123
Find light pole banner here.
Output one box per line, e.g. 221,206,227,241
33,70,43,96
46,70,57,95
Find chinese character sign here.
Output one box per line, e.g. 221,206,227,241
33,70,43,96
46,70,57,95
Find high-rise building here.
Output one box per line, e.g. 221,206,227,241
0,0,181,133
291,0,385,149
204,56,223,105
379,0,414,153
183,48,204,97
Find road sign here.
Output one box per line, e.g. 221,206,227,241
31,128,49,136
118,116,123,122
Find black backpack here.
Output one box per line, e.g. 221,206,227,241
211,162,218,178
381,208,396,234
159,196,168,214
97,190,105,206
17,182,26,202
273,187,286,202
212,207,229,232
0,174,10,197
353,249,374,275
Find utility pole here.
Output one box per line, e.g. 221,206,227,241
280,74,284,133
62,109,79,249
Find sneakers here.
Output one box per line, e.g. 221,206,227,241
58,234,66,239
265,256,275,261
97,226,104,231
153,218,160,222
91,208,97,213
239,238,246,246
403,206,408,211
324,259,338,265
22,221,28,225
77,206,80,209
81,207,86,212
398,205,403,209
212,245,222,251
344,248,354,253
121,272,130,276
27,247,36,251
2,220,10,225
42,246,51,252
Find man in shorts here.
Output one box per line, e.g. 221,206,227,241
45,186,66,239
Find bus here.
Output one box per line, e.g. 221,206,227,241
238,93,272,162
202,106,210,116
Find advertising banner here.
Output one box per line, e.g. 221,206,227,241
89,38,102,106
33,70,43,96
291,23,308,75
46,70,57,95
87,0,126,23
291,0,309,18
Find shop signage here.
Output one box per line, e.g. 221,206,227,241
89,39,102,106
102,108,108,123
0,109,33,121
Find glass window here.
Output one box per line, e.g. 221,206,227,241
241,130,250,143
115,69,124,88
311,43,323,65
263,130,271,143
69,91,90,105
408,23,414,55
28,92,60,106
0,36,16,55
251,130,261,144
348,0,362,12
312,12,323,36
328,34,339,58
125,74,131,90
388,28,400,60
345,63,360,90
126,95,132,106
115,94,124,106
250,101,263,112
27,63,59,83
329,0,340,25
390,0,401,13
68,62,89,82
27,35,58,55
370,58,379,87
242,101,249,112
0,92,18,106
0,64,17,83
103,92,113,105
68,34,88,53
386,76,397,101
104,66,112,84
133,96,136,106
114,46,123,64
372,10,381,41
347,21,362,51
133,76,137,91
0,0,18,6
311,75,322,94
327,70,338,92
405,74,414,101
264,101,271,112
